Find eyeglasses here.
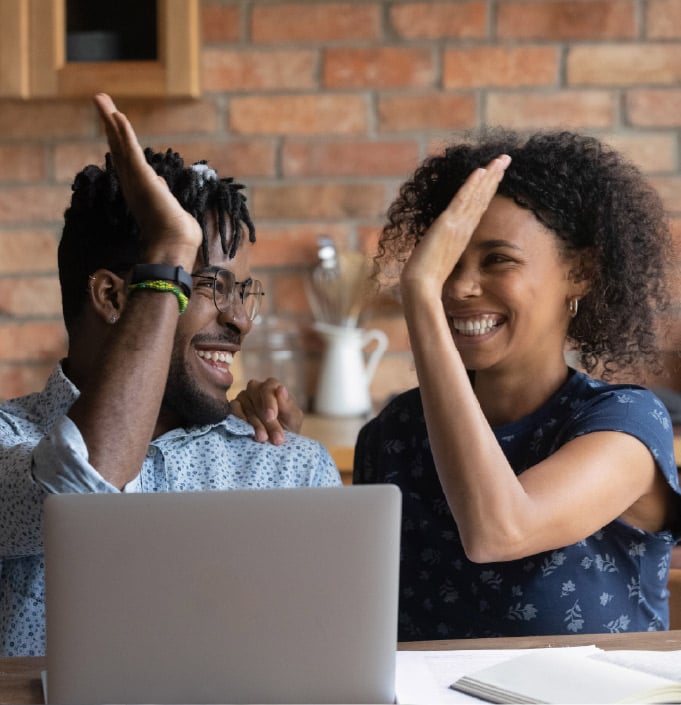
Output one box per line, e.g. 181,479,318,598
191,269,265,321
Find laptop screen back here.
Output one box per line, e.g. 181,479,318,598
44,485,401,705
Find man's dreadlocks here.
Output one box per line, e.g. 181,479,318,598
58,147,256,330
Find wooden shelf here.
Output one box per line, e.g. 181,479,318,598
0,0,199,98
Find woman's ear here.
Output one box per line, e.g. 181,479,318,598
87,269,127,324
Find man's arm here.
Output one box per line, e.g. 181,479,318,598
66,94,202,489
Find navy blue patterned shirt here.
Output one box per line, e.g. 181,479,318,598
354,369,681,641
0,364,341,656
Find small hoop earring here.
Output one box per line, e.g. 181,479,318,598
87,274,96,291
568,297,579,318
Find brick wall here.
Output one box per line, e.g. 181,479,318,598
1,0,680,410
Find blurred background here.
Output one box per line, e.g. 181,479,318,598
0,0,680,415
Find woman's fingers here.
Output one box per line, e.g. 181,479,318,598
442,155,511,226
232,378,302,445
401,155,511,293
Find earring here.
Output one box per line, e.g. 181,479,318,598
568,297,579,318
87,274,96,291
110,313,118,324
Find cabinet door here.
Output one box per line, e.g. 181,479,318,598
0,0,29,97
0,0,199,98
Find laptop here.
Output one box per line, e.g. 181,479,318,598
43,484,401,705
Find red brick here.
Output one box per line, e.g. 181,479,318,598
0,186,68,225
282,140,419,178
0,100,92,139
0,276,62,316
324,47,434,89
56,139,277,181
201,4,241,43
248,223,355,268
0,229,59,273
646,0,681,39
444,46,558,88
168,140,277,178
390,1,487,39
229,95,368,135
498,1,636,39
378,93,477,132
627,90,681,127
251,183,386,220
568,45,681,85
0,146,46,183
648,176,681,214
599,132,677,173
0,362,54,400
0,321,67,362
486,91,616,129
425,135,459,157
53,142,109,183
202,49,317,92
271,272,315,316
251,3,381,43
107,100,219,136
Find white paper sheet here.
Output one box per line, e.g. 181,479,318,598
395,646,601,704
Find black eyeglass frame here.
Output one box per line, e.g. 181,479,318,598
191,269,265,321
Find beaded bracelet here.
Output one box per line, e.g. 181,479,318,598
128,279,189,314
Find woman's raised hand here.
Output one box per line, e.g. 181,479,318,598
231,378,304,444
400,155,511,299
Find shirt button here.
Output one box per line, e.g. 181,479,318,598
147,446,157,457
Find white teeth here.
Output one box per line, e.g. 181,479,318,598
197,350,233,364
452,316,499,336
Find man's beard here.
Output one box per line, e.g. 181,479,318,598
162,347,230,428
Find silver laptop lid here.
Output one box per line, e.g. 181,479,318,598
44,485,401,704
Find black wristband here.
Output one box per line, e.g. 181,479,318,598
129,264,192,298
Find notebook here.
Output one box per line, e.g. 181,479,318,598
43,484,401,705
450,648,681,704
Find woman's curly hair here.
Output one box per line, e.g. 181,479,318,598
378,128,672,379
59,147,255,331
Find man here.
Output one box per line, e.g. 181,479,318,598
0,94,340,656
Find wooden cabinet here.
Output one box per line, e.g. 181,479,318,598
0,0,199,98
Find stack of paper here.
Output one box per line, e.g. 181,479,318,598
451,648,681,703
396,646,681,704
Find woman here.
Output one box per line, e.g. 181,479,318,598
352,129,681,640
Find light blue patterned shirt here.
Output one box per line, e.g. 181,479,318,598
0,364,341,656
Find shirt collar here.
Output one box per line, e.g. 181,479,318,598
151,411,256,442
36,362,81,424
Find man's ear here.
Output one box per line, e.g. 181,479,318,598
86,269,127,324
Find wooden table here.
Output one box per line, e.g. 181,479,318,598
398,629,681,652
3,631,680,704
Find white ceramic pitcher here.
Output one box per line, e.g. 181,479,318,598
314,322,388,417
